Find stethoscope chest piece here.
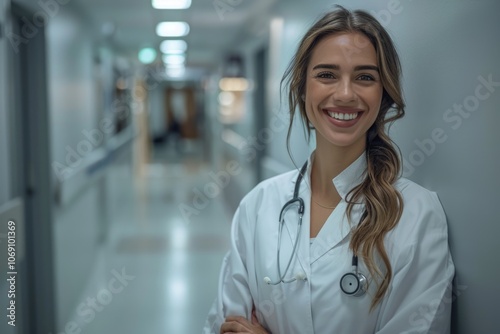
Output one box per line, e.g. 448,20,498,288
340,254,367,296
340,271,367,296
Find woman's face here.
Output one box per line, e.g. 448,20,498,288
304,32,383,151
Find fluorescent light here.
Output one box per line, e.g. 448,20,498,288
167,67,186,78
218,92,235,106
219,78,249,91
152,0,191,9
162,54,186,65
138,48,157,64
165,63,185,69
156,22,190,37
160,40,187,54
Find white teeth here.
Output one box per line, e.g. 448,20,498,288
327,112,359,120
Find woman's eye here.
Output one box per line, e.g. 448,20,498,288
358,74,375,81
315,72,335,79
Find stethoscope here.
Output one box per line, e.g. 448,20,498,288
263,161,367,297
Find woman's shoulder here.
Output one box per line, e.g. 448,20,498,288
394,177,442,209
239,169,298,208
390,177,448,244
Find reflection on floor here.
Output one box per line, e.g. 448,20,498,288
68,141,231,334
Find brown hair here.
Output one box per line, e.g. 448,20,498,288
281,5,405,310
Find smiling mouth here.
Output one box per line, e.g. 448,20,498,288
324,110,361,121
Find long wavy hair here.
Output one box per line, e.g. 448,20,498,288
281,6,405,310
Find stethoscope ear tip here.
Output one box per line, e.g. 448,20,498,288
263,277,272,285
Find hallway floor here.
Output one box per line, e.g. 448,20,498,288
66,142,231,334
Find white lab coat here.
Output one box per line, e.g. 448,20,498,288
203,152,455,334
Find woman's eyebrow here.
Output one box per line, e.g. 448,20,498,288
312,64,379,72
312,64,340,70
354,65,379,72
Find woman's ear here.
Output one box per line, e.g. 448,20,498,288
301,94,305,101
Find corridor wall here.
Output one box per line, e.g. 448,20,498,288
44,4,104,328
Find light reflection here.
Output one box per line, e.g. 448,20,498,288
171,224,188,250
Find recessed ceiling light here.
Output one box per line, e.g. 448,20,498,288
152,0,191,9
156,22,190,37
160,40,187,54
167,67,186,78
165,63,185,69
138,48,157,64
162,54,186,65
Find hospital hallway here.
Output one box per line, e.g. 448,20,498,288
66,142,231,333
1,0,500,333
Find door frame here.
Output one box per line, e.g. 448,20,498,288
7,3,55,333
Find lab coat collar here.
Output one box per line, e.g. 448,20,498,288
291,151,367,200
290,151,367,264
332,152,367,201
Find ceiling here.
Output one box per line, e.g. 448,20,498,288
75,0,280,72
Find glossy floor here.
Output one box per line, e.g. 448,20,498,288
67,142,231,334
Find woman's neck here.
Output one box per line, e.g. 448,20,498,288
311,136,365,196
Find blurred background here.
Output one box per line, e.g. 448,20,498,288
0,0,499,333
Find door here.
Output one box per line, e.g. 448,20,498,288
5,3,55,333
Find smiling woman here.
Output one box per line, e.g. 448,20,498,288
304,32,383,152
203,5,454,334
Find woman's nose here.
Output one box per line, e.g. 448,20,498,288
333,78,356,102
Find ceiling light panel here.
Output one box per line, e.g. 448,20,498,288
163,54,186,65
166,67,186,78
160,40,187,54
156,22,190,37
152,0,192,9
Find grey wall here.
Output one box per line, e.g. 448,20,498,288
0,5,14,334
0,0,9,203
388,3,500,333
229,0,500,332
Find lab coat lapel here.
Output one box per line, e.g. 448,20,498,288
309,202,364,264
309,153,367,264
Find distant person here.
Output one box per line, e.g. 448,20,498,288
167,89,187,152
203,5,454,334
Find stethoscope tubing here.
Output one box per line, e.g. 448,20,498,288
276,209,303,284
267,162,307,285
266,160,367,296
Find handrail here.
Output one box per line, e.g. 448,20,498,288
54,127,137,207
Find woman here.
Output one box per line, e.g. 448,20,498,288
204,6,454,334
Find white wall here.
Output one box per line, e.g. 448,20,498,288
45,5,102,327
48,11,98,169
264,1,324,170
